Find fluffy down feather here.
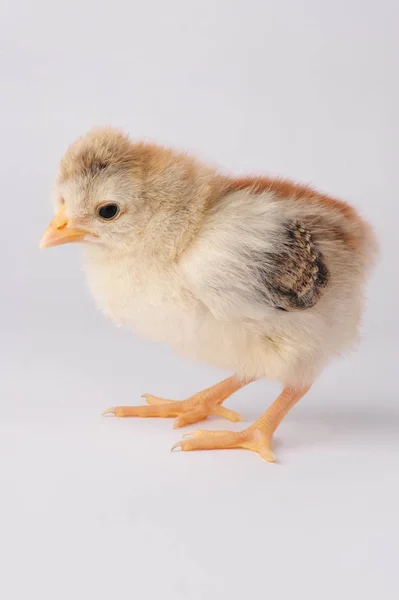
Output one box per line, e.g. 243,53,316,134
48,127,378,391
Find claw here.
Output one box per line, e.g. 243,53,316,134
260,450,276,463
102,407,117,416
171,442,183,452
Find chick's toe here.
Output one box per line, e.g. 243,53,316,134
102,376,246,428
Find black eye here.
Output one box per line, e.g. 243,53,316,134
98,203,120,220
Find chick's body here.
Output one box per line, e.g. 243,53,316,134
42,128,377,461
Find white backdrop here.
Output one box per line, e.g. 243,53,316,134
1,2,398,599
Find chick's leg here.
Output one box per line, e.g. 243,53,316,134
173,385,310,462
103,376,252,428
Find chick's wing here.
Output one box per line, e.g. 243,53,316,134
180,213,329,320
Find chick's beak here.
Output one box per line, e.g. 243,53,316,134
40,205,88,249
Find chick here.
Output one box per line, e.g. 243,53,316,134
40,127,377,461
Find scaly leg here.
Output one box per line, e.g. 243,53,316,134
103,376,253,428
172,385,311,461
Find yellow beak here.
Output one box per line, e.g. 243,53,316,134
40,205,88,249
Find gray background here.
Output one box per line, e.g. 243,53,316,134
1,1,398,599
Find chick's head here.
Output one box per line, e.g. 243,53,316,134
41,128,157,253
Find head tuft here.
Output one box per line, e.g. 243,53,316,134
59,127,134,182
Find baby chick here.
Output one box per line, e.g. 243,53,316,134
40,127,377,461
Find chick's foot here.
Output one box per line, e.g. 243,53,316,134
102,376,250,428
171,386,310,461
172,424,276,462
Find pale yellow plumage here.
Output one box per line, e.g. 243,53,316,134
40,127,377,461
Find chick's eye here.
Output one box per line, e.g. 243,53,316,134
98,203,120,220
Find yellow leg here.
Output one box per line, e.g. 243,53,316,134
102,376,252,428
172,385,311,461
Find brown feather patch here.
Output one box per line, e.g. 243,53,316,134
264,220,329,311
